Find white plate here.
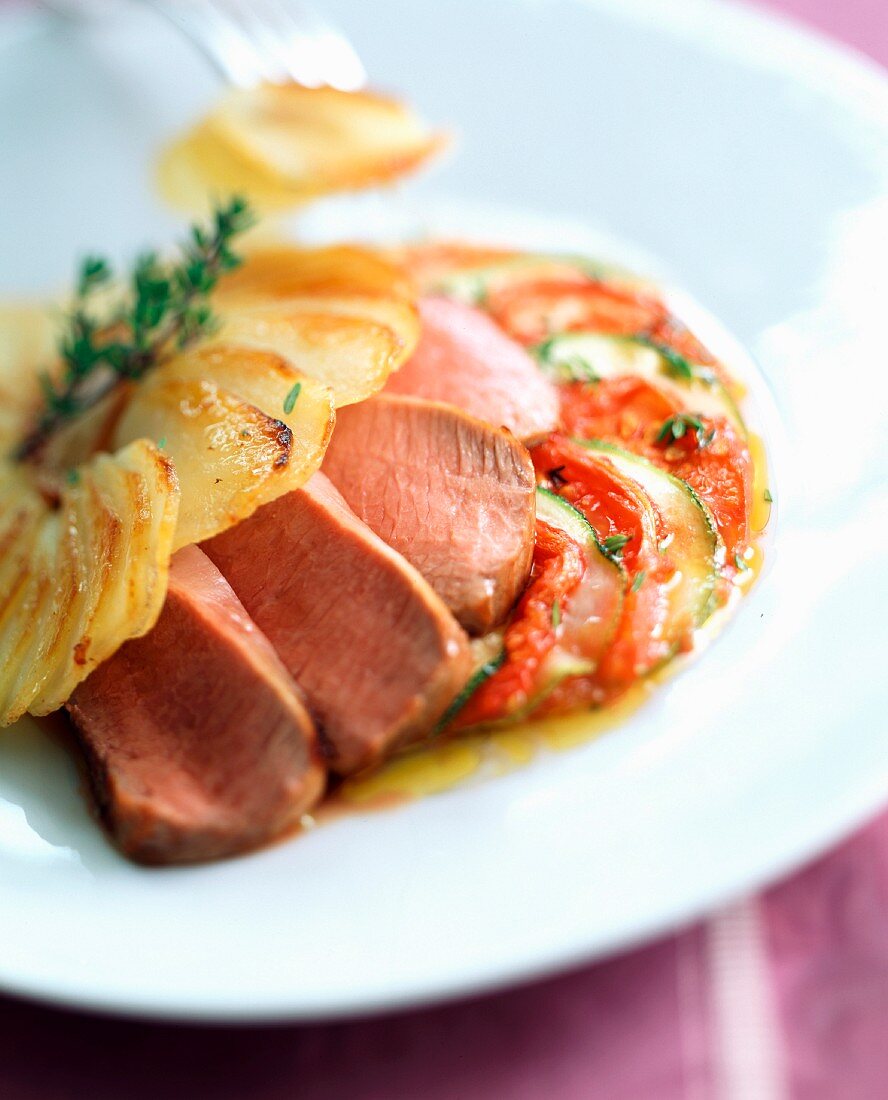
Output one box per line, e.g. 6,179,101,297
0,0,886,1021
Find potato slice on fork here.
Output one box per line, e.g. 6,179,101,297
208,84,443,201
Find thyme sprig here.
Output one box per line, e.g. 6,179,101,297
656,413,714,449
15,196,254,461
630,335,696,381
532,337,601,384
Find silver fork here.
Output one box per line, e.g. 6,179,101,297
43,0,367,90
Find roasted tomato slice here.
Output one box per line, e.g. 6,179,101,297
453,518,586,728
652,420,751,563
486,277,717,368
558,376,675,443
533,435,679,691
557,379,752,559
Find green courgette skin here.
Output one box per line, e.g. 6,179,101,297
436,651,506,733
578,440,723,635
532,332,745,434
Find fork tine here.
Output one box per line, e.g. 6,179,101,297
154,0,272,87
274,1,367,90
223,0,366,90
210,0,296,84
152,0,366,91
230,0,328,87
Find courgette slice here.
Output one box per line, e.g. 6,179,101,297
529,487,625,704
446,489,625,730
579,441,722,640
534,332,745,434
430,254,609,305
535,484,602,549
436,649,506,732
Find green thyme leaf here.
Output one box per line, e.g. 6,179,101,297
601,533,631,561
283,381,302,415
76,256,112,298
764,488,773,503
656,413,713,449
552,599,561,627
734,552,750,572
631,570,646,592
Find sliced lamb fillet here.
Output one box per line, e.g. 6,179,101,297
203,473,473,775
67,545,324,865
384,296,559,443
323,394,536,635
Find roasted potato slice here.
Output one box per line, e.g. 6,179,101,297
0,442,179,725
209,84,443,198
114,354,333,549
158,121,307,216
212,246,420,405
163,344,335,462
211,306,409,408
217,245,417,303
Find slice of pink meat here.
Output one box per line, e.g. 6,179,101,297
323,394,536,635
203,473,473,775
67,545,325,865
384,296,559,444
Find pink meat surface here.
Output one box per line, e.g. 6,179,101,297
203,474,473,775
324,394,536,634
67,545,325,864
384,296,559,443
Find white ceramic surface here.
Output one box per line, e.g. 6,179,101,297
0,0,886,1020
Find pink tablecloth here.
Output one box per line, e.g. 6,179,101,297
1,3,886,1098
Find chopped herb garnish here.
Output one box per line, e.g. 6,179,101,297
734,552,750,572
65,468,80,486
532,338,600,383
552,599,561,627
601,532,631,562
14,196,254,462
631,570,646,592
548,465,568,488
157,436,167,451
283,381,302,415
763,488,773,503
656,413,714,449
630,335,695,380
